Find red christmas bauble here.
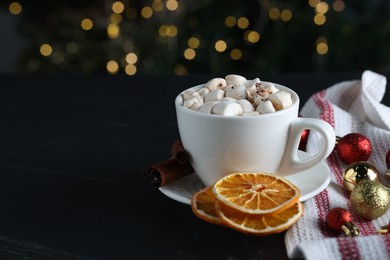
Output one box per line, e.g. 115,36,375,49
386,150,390,169
337,133,372,165
326,207,353,231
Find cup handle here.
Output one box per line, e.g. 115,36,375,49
278,117,335,176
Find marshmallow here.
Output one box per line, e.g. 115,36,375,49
253,94,268,106
197,87,210,97
256,100,276,114
204,89,225,102
246,78,261,96
236,99,254,112
268,90,293,110
183,96,204,110
225,85,247,99
240,111,260,116
225,74,247,86
205,78,227,90
212,101,242,116
180,74,293,116
220,97,237,102
198,101,219,114
257,82,280,95
182,89,200,100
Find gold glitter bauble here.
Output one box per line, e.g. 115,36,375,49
350,180,390,220
343,161,379,192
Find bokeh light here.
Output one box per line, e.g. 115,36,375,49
9,2,22,15
125,64,137,75
81,18,93,31
280,9,293,22
317,42,328,55
316,2,329,14
40,44,53,56
174,64,187,76
314,14,326,25
107,24,120,38
333,0,345,12
230,49,242,60
187,37,200,49
245,31,260,43
215,40,227,52
152,1,164,12
166,0,178,11
141,6,153,18
237,17,249,29
126,53,138,64
112,1,125,14
225,16,236,27
106,60,119,74
269,7,280,20
184,48,196,60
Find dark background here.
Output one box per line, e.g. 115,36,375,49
1,0,390,75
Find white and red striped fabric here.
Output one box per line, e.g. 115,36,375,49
285,70,390,259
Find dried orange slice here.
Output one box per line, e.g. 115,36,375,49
191,187,223,225
215,200,304,236
213,172,300,214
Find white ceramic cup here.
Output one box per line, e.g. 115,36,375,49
175,82,335,186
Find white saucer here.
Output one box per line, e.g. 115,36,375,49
159,151,331,205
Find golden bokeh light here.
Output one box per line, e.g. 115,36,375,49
152,0,164,12
112,1,125,14
9,2,22,15
215,40,227,52
126,53,138,64
280,9,293,22
166,0,179,11
316,2,329,14
174,64,188,76
188,37,200,49
333,0,345,12
159,25,178,37
40,44,53,56
167,25,178,37
81,18,93,31
106,60,119,74
225,16,236,27
184,48,196,60
107,24,120,38
316,42,328,55
230,49,242,60
237,17,249,29
159,25,168,37
245,31,260,43
314,14,326,25
141,6,153,18
269,7,280,20
125,64,137,75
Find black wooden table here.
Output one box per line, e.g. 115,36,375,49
0,72,385,259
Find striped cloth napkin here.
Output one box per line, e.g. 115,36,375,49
285,70,390,259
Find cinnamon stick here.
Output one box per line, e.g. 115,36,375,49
144,157,194,188
171,139,188,164
144,138,193,187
